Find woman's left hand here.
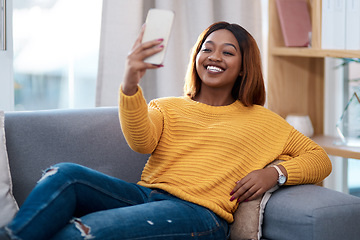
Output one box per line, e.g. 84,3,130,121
230,167,279,203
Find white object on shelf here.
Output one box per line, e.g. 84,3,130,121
286,115,314,137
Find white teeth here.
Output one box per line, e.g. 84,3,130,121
207,65,224,72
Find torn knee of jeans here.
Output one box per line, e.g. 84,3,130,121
3,227,20,240
71,218,95,239
37,166,59,183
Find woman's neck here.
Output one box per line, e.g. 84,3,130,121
193,91,235,106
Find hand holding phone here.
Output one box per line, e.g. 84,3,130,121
141,9,175,65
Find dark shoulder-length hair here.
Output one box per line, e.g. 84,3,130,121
183,22,265,107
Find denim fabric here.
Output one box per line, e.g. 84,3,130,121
3,163,229,240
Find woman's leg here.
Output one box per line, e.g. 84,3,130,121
3,163,151,240
52,190,229,240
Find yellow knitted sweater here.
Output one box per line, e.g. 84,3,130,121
119,87,332,223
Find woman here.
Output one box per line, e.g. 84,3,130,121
0,22,332,240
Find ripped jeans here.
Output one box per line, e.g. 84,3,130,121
2,163,229,240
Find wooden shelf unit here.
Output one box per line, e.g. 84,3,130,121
267,0,360,159
271,47,360,58
312,135,360,160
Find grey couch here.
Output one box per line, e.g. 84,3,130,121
4,107,360,240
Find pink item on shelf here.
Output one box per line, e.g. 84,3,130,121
276,0,312,47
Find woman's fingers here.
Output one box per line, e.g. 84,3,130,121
230,168,278,203
129,24,164,67
237,186,263,202
132,41,164,63
121,25,165,95
131,24,146,50
131,39,164,59
230,177,258,203
126,38,164,72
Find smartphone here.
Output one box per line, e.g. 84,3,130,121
141,9,175,65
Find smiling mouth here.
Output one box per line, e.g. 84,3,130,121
206,65,225,73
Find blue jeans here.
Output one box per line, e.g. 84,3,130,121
2,163,229,240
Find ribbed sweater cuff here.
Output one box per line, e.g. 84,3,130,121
119,85,147,110
279,161,302,185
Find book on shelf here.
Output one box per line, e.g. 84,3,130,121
322,0,346,49
275,0,312,47
345,0,360,50
322,0,360,50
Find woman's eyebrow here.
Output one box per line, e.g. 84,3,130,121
224,43,237,51
204,41,237,51
204,40,215,45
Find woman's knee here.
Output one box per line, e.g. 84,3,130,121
37,162,86,183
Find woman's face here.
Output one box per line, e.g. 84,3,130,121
195,29,242,93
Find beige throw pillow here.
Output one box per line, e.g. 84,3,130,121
0,111,18,227
230,160,283,240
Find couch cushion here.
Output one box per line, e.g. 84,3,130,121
262,184,360,240
230,160,282,240
0,111,18,227
5,107,149,206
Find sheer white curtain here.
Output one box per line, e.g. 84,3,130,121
96,0,263,106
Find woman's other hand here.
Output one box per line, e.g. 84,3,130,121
230,166,286,203
121,25,164,96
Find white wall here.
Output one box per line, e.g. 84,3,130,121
0,0,13,111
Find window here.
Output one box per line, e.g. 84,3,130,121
345,60,360,197
323,58,360,197
13,0,102,110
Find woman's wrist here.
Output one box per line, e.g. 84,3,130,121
277,165,288,178
121,83,138,96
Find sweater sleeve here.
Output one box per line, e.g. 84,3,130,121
279,128,332,185
118,86,164,154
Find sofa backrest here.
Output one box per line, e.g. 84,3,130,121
4,107,149,206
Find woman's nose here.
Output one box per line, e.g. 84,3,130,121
208,51,222,61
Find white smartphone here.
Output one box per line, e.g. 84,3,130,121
141,9,175,65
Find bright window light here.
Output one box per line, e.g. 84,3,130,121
13,0,102,110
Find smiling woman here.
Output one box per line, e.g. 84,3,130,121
194,29,242,106
184,22,265,107
13,0,102,110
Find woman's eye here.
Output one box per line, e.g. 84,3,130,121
201,48,211,52
223,51,234,56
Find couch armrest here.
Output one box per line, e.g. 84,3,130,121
262,184,360,240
